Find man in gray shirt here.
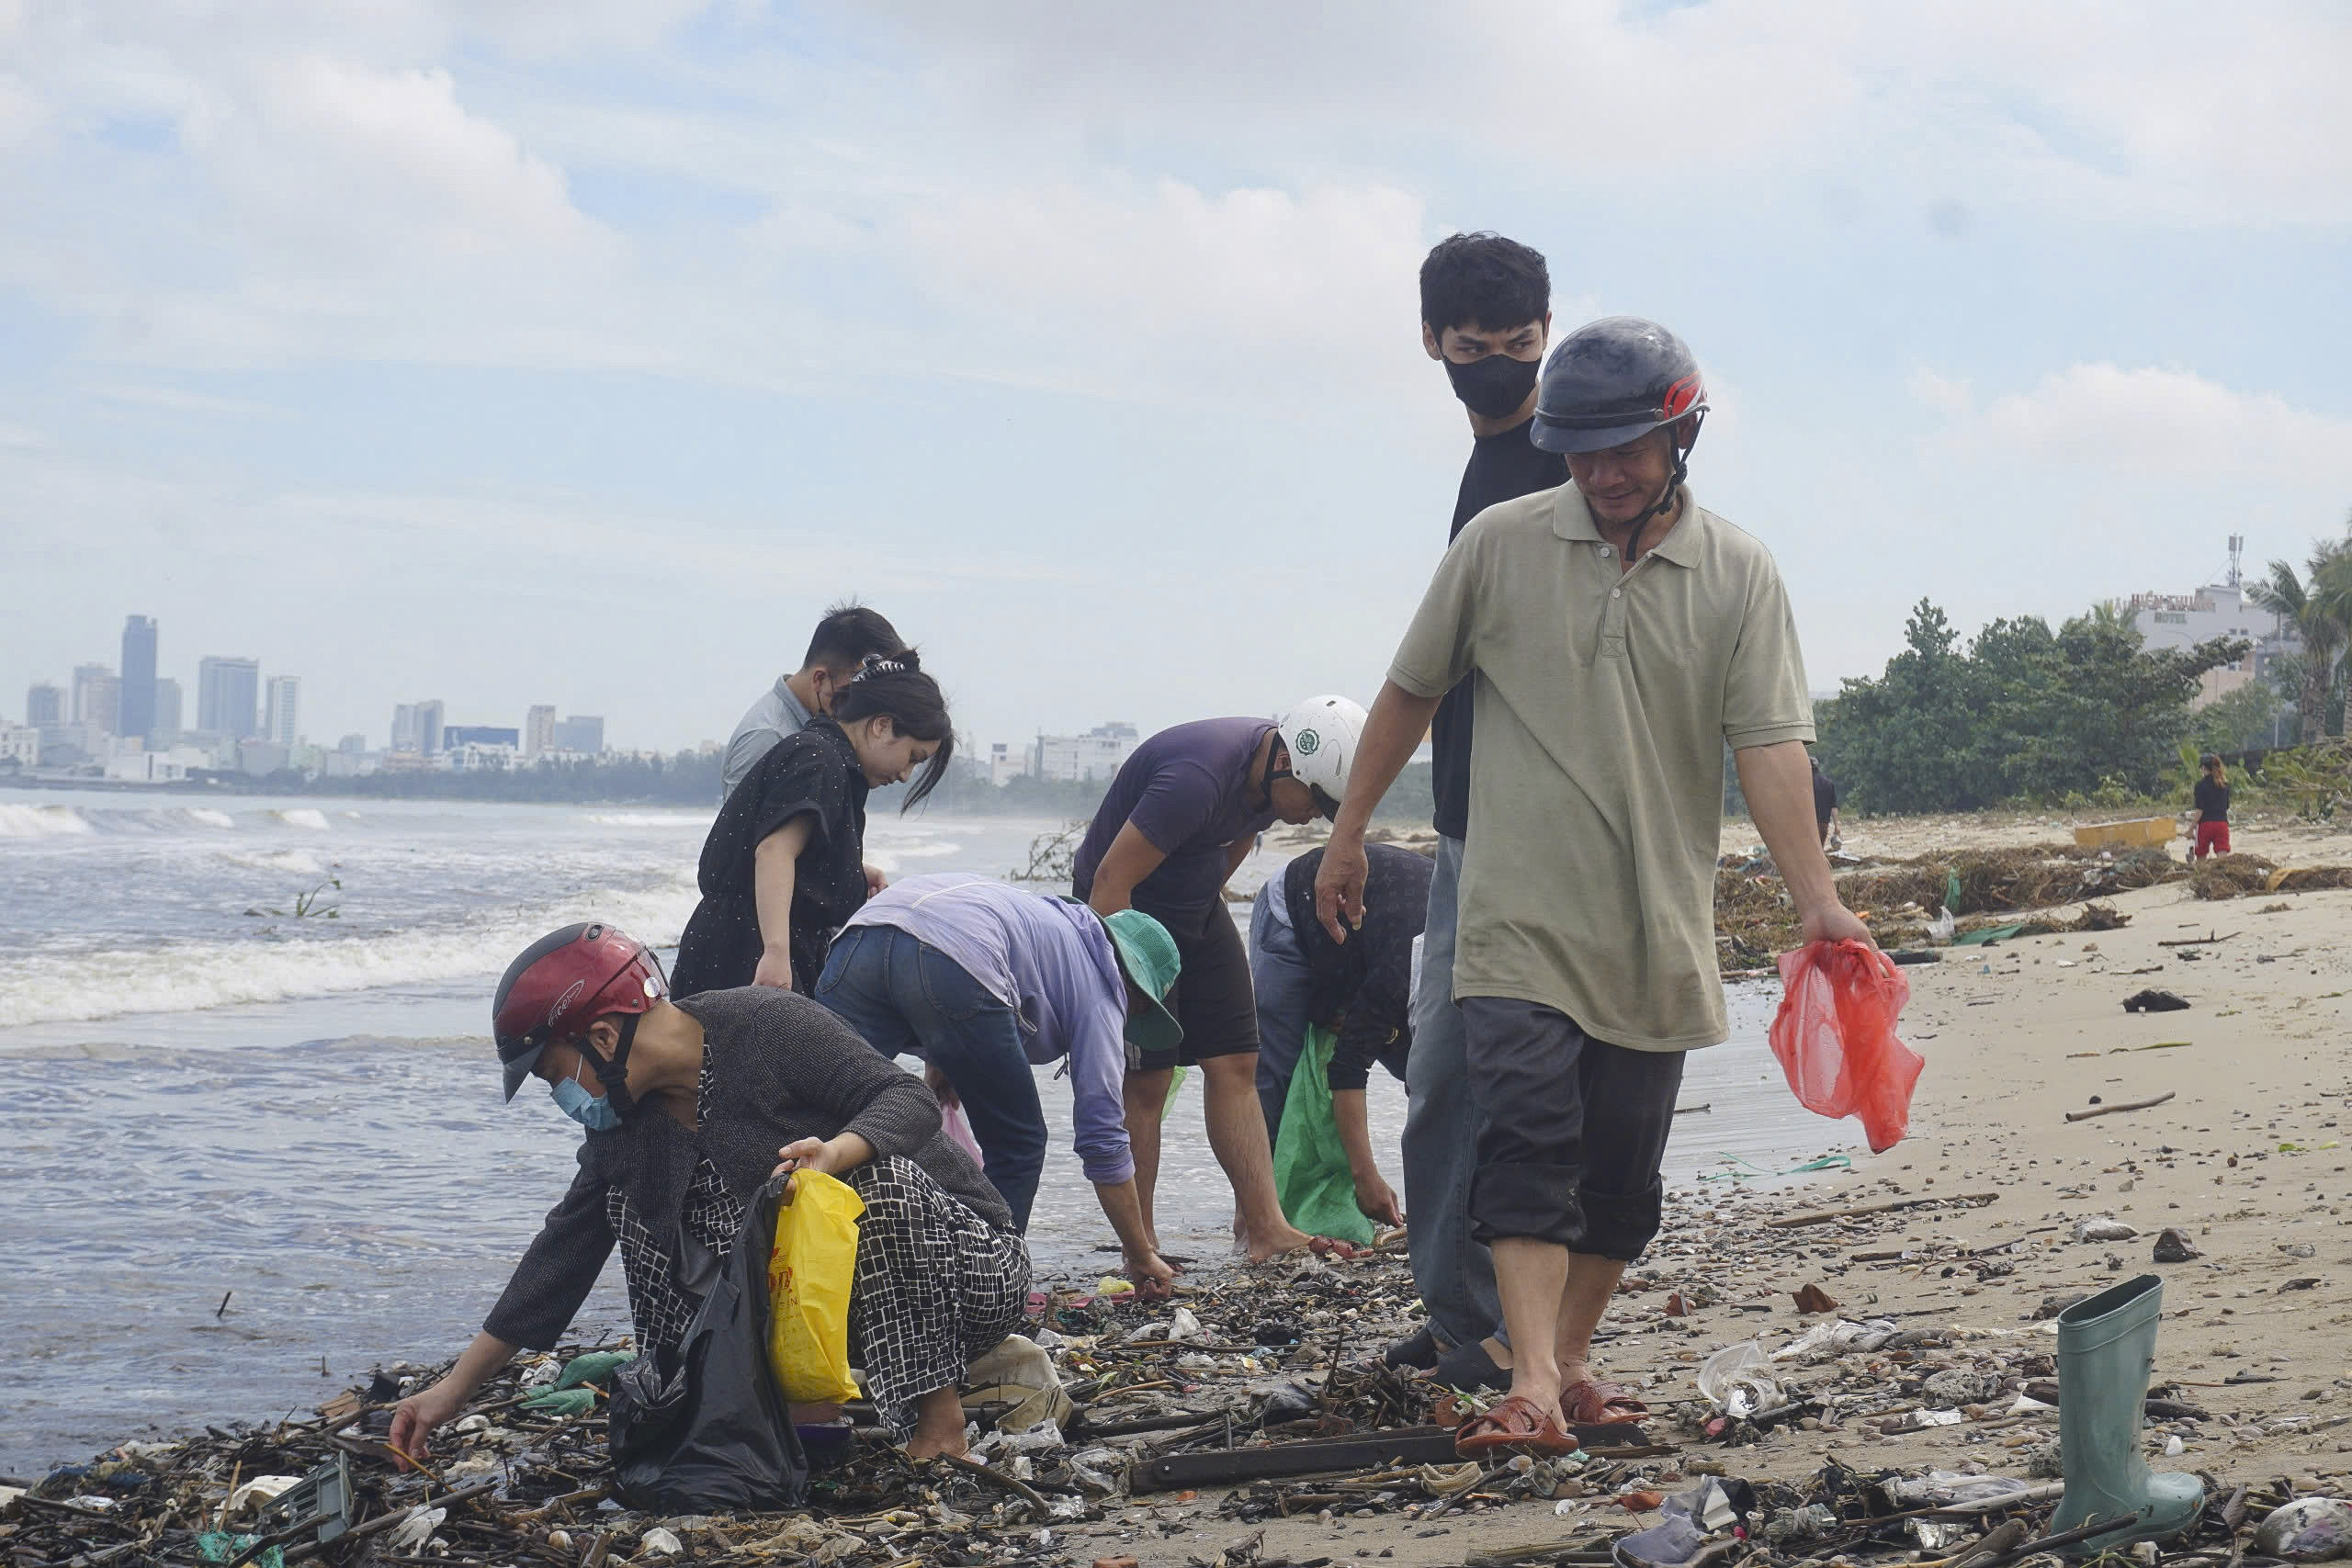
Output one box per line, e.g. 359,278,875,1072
720,604,910,798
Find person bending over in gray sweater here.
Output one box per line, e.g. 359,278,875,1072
390,923,1028,1461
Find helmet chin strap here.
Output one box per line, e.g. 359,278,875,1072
1611,413,1702,561
582,1011,643,1121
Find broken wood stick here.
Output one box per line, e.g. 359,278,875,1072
2156,931,2236,947
2064,1091,2176,1122
1764,1193,1999,1229
1130,1421,1645,1492
939,1451,1051,1515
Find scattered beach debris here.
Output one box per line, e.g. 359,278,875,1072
13,1160,2350,1568
2122,989,2191,1013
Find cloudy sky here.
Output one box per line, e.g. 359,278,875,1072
5,1,2348,755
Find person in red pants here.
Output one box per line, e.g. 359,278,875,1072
2190,753,2232,859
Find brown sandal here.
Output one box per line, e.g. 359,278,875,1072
1453,1393,1581,1457
1559,1379,1649,1426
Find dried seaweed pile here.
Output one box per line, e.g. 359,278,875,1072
1834,845,2181,919
1715,845,2181,967
2186,852,2352,901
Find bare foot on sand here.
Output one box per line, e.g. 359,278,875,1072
1243,1223,1335,1263
902,1387,968,1461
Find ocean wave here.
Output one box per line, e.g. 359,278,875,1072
866,840,965,874
0,877,701,1027
585,812,711,829
0,805,95,839
221,849,326,875
0,804,307,840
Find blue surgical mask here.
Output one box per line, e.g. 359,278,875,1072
551,1074,621,1132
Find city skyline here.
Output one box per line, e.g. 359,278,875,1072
10,607,1176,762
12,611,617,756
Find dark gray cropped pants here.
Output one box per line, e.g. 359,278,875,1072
1459,997,1684,1261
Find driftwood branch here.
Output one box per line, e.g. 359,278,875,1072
2064,1091,2176,1122
1764,1193,1999,1229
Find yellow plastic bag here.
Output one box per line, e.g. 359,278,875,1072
764,1168,865,1404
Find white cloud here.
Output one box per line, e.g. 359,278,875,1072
857,0,2352,225
904,178,1431,393
190,58,605,267
1917,361,2352,480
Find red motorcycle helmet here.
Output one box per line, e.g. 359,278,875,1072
492,922,667,1100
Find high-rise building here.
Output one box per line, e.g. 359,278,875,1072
197,657,261,739
1029,721,1141,784
525,705,557,759
391,704,419,752
153,677,183,736
26,682,63,727
415,699,446,755
264,675,300,748
337,733,368,754
552,715,605,754
119,615,158,739
72,663,120,736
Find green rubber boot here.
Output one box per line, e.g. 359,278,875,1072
2050,1275,2204,1554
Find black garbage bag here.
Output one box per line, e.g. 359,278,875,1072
608,1174,808,1512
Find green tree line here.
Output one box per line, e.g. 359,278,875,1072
1815,598,2255,814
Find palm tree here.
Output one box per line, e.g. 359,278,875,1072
2250,540,2352,744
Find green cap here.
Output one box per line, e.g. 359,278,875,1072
1102,908,1182,1060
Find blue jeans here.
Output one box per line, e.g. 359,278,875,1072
1248,882,1317,1145
1405,835,1503,1351
815,925,1047,1231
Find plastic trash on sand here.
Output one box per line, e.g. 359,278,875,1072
198,1533,285,1568
1882,1472,2032,1508
1612,1479,1747,1568
963,1334,1074,1432
1777,1316,1899,1363
1696,1340,1781,1418
386,1507,446,1552
2255,1498,2352,1562
1769,939,1925,1152
225,1476,302,1515
1927,906,1956,945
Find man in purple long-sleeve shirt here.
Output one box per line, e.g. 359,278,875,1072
815,873,1187,1298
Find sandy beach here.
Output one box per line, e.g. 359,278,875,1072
1053,807,2352,1566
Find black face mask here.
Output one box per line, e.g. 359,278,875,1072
1444,352,1540,420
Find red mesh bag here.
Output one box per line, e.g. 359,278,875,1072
1768,940,1924,1153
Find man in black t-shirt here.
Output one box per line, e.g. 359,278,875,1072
1390,233,1570,1389
2190,753,2231,859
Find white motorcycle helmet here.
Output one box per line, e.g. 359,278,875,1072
1276,694,1368,819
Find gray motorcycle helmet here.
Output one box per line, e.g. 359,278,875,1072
1530,316,1708,456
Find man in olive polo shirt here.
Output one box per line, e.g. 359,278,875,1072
1317,317,1871,1455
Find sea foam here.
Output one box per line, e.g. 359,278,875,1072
0,878,699,1028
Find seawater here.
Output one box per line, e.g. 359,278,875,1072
0,788,1850,1472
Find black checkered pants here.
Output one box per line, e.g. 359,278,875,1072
845,1156,1031,1439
